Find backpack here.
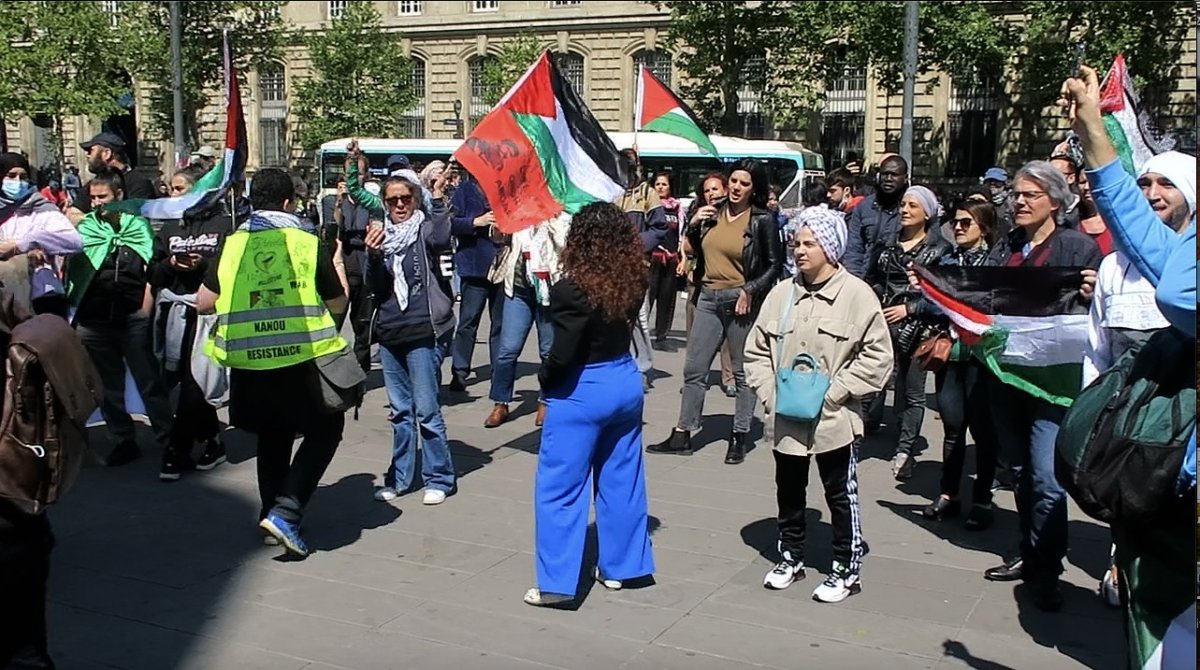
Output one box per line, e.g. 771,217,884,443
0,290,104,514
1055,327,1196,524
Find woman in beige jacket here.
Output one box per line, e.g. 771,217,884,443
744,206,894,603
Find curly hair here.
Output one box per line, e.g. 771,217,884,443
560,202,648,322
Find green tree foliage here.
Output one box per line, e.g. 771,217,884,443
481,33,545,106
112,0,287,143
0,2,130,160
291,0,417,148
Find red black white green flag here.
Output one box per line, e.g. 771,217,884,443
635,65,718,156
453,51,626,233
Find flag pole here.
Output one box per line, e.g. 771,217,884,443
633,65,645,155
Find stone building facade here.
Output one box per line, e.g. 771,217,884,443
6,0,1195,188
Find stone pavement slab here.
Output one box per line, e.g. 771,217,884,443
45,298,1123,669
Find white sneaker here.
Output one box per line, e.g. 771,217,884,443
374,486,400,502
763,554,805,590
812,563,861,603
422,488,447,505
594,567,622,590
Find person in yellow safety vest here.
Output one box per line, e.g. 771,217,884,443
197,168,349,558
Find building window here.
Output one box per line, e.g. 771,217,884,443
258,63,288,166
550,0,581,5
633,49,671,89
553,52,585,97
472,0,498,11
397,1,423,15
946,72,1000,178
736,54,770,139
101,0,120,27
328,1,348,20
401,57,426,137
469,55,498,129
820,52,867,171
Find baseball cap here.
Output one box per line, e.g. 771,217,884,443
982,167,1008,183
80,131,126,151
386,154,411,170
192,145,216,159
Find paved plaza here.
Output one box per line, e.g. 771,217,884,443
46,302,1123,670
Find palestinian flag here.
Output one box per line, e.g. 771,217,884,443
914,265,1089,407
635,65,719,156
107,29,248,221
453,51,626,233
1099,54,1175,176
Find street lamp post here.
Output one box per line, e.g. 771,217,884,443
170,1,187,167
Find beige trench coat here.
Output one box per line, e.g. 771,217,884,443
744,268,895,456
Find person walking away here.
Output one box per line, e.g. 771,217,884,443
447,168,503,393
66,172,174,468
979,160,1102,612
915,200,1000,529
865,185,949,479
648,159,784,465
365,175,457,506
524,202,655,607
197,168,351,557
744,210,893,602
148,165,233,480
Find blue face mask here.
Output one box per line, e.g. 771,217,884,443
2,178,31,200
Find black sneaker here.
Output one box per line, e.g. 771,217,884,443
106,440,142,467
195,439,227,471
448,374,467,393
160,451,196,482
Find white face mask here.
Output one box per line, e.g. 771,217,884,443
364,182,382,197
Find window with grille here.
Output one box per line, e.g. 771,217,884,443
472,0,498,11
820,53,867,170
736,55,770,139
328,1,348,20
260,119,288,167
553,52,585,98
400,58,427,137
633,50,671,89
259,63,286,104
258,63,288,166
101,0,120,27
946,72,1000,178
397,1,422,15
469,55,498,129
550,0,581,6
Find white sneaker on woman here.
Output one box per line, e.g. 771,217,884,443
374,486,399,502
422,488,447,505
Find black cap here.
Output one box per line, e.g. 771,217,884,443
80,132,126,151
386,154,411,170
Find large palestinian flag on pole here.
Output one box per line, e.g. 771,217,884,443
914,265,1090,407
107,29,248,221
453,51,626,233
635,65,718,156
1099,53,1175,176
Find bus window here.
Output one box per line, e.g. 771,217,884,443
319,151,455,191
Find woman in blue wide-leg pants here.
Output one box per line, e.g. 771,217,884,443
524,202,656,607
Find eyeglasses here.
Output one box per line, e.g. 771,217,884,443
952,218,976,228
385,194,414,206
1008,190,1048,203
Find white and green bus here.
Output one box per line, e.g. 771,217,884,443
314,133,824,219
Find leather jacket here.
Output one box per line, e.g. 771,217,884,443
686,204,784,305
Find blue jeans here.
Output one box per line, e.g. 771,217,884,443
991,378,1067,576
488,285,553,404
451,277,503,381
380,337,454,493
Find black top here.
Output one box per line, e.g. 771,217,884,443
149,203,232,295
122,167,159,201
539,276,634,391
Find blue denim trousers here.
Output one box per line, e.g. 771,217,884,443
451,277,503,381
488,285,553,404
380,336,455,493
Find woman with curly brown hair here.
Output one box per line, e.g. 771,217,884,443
524,202,655,608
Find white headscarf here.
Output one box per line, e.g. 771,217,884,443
1138,151,1196,218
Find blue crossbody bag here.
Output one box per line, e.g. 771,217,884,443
774,283,831,422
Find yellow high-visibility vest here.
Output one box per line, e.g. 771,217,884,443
205,227,346,370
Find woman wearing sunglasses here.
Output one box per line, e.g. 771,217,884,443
364,174,457,506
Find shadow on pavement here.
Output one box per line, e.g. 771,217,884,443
1013,580,1124,669
739,514,832,567
940,640,1018,670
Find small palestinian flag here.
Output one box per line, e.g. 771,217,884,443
635,65,719,156
1099,53,1175,176
107,29,248,221
914,265,1089,407
453,51,626,233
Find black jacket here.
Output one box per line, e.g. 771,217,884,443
149,202,234,295
985,224,1103,269
686,204,784,304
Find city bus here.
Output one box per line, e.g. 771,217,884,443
314,133,824,219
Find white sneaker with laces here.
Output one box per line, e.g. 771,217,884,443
812,562,861,603
763,552,805,590
594,567,622,590
422,488,447,505
374,486,400,502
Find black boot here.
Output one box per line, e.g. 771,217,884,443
724,432,747,465
648,429,693,455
